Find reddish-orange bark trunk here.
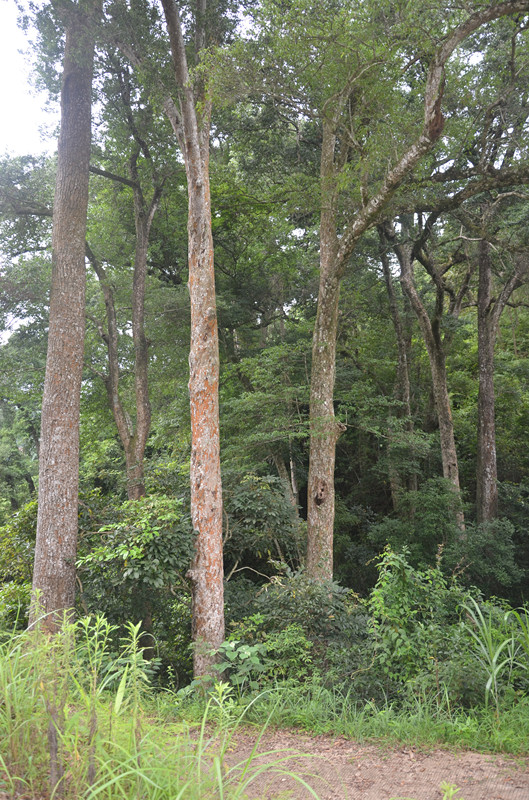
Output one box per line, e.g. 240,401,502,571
162,0,224,677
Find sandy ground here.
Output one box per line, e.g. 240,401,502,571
223,729,529,799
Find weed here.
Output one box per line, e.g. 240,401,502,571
0,619,322,799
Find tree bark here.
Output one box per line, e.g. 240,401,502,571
476,239,526,522
127,151,161,499
378,230,417,508
162,0,224,677
30,1,98,630
272,451,299,510
476,239,498,523
306,120,346,582
395,239,465,529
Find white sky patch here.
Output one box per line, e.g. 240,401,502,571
0,0,58,156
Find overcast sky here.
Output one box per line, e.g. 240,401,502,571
0,0,58,156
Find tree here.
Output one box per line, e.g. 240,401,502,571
252,0,529,580
475,232,527,521
30,0,100,631
385,218,467,530
377,227,418,508
109,0,228,674
87,55,171,500
159,0,224,677
306,1,529,579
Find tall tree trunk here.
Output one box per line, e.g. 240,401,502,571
306,262,346,580
476,239,498,523
476,239,526,521
186,137,224,677
127,153,160,500
162,0,224,677
30,1,98,631
395,240,465,529
306,121,346,582
379,230,417,508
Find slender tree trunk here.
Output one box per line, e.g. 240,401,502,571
306,264,347,580
162,0,224,677
306,121,346,581
475,239,525,521
127,167,158,499
186,141,224,676
30,2,98,631
396,241,465,529
379,231,417,508
476,239,498,523
272,451,298,510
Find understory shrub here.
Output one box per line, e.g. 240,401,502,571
220,547,529,714
368,546,482,704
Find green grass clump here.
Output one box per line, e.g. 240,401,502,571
0,617,321,800
225,680,529,755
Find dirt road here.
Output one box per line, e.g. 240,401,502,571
225,729,529,799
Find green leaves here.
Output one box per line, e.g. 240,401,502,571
369,546,469,686
77,495,194,592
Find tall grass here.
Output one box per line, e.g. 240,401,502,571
2,609,529,800
0,617,321,800
229,679,529,755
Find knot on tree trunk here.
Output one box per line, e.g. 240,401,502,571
314,479,327,506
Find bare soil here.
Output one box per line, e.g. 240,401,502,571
224,728,529,799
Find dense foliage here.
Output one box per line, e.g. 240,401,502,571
2,0,529,732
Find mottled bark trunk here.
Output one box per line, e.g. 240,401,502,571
475,239,525,521
306,121,346,582
186,150,224,676
379,231,416,509
306,264,347,580
30,4,97,631
476,240,498,523
397,242,464,529
162,0,224,677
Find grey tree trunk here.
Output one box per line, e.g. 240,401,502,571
396,240,465,530
306,120,346,582
476,239,526,522
30,1,98,631
476,239,498,523
379,230,417,508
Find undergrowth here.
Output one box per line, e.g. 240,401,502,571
172,681,529,756
0,617,321,800
1,610,528,800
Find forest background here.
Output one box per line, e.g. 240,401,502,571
1,0,529,718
